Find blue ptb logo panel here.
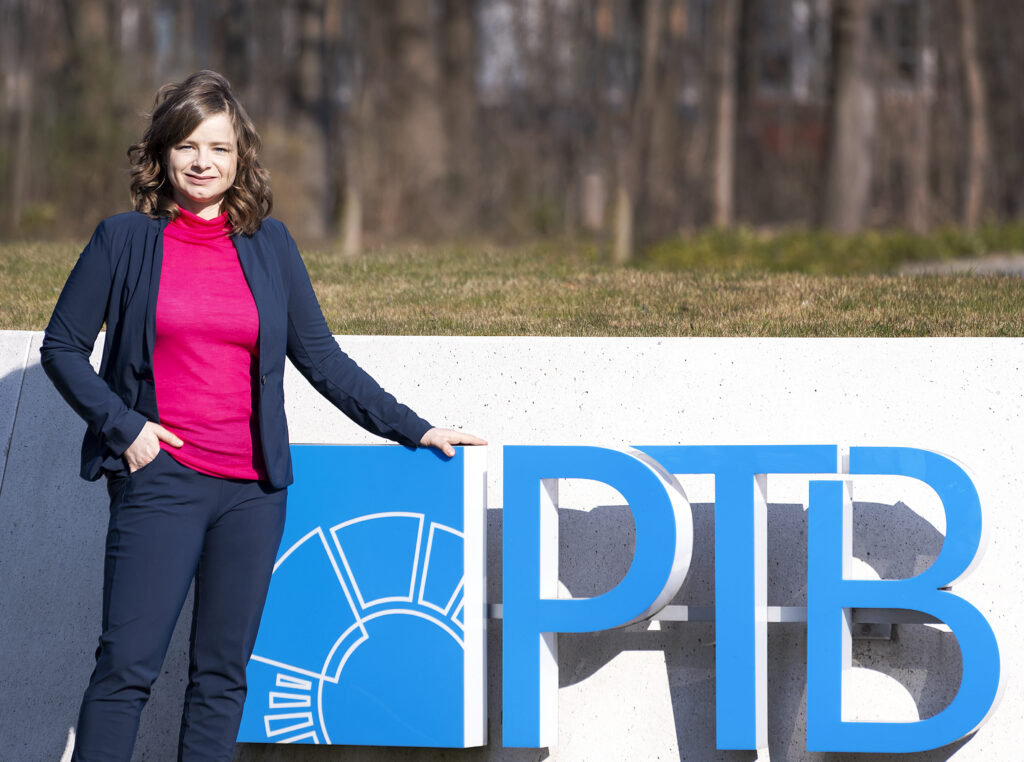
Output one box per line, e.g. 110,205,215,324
238,445,487,747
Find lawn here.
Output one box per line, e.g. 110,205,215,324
1,239,1021,336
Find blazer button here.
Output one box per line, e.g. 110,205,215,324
260,375,267,385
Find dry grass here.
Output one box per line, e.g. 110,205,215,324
0,240,82,330
2,240,1022,336
306,244,1024,336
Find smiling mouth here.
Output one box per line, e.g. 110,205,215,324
186,175,217,183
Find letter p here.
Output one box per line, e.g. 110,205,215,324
501,446,692,747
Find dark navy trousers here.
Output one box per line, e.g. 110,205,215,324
72,450,287,762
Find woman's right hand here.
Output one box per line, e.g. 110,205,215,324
124,421,184,473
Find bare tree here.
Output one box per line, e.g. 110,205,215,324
611,0,664,265
116,1,157,122
642,0,687,239
62,0,130,223
6,0,1024,242
441,0,480,235
285,0,332,238
982,0,1024,219
3,0,34,231
958,0,989,230
821,0,877,233
710,0,739,228
905,0,935,233
573,1,608,234
339,0,366,256
380,0,447,237
221,0,254,99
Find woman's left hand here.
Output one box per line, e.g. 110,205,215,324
420,427,488,457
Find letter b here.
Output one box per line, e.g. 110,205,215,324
807,447,1001,752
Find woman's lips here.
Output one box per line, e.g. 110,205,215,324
186,175,216,184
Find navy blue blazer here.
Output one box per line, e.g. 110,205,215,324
41,211,432,489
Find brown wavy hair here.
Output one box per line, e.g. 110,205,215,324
127,70,272,235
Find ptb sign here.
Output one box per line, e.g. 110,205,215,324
503,445,1001,753
241,444,1002,754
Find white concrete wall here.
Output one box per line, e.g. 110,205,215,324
1,333,1021,761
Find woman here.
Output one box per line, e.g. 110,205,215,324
40,70,484,761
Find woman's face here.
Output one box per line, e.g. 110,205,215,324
165,112,238,219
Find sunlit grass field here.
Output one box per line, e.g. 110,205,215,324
2,238,1022,336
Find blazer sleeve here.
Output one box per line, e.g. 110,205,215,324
279,227,433,447
39,221,148,456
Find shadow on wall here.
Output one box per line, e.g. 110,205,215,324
0,356,197,761
538,497,972,762
0,351,973,761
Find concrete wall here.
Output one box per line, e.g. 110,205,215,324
1,333,1021,761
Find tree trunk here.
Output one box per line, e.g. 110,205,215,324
176,0,196,74
645,0,687,239
4,0,33,231
339,0,365,257
9,70,34,232
323,0,346,237
441,0,479,235
222,0,251,94
245,1,288,124
340,181,363,256
711,0,739,228
291,0,330,238
612,0,663,266
117,0,155,109
905,0,934,233
64,0,124,221
612,181,634,266
733,0,757,224
821,0,876,233
958,0,989,230
683,2,712,228
577,1,608,234
389,0,447,237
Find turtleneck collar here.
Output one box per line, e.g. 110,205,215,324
166,207,232,244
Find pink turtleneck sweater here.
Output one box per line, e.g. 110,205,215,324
154,208,268,481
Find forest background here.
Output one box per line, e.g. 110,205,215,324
4,0,1022,254
1,0,1023,336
